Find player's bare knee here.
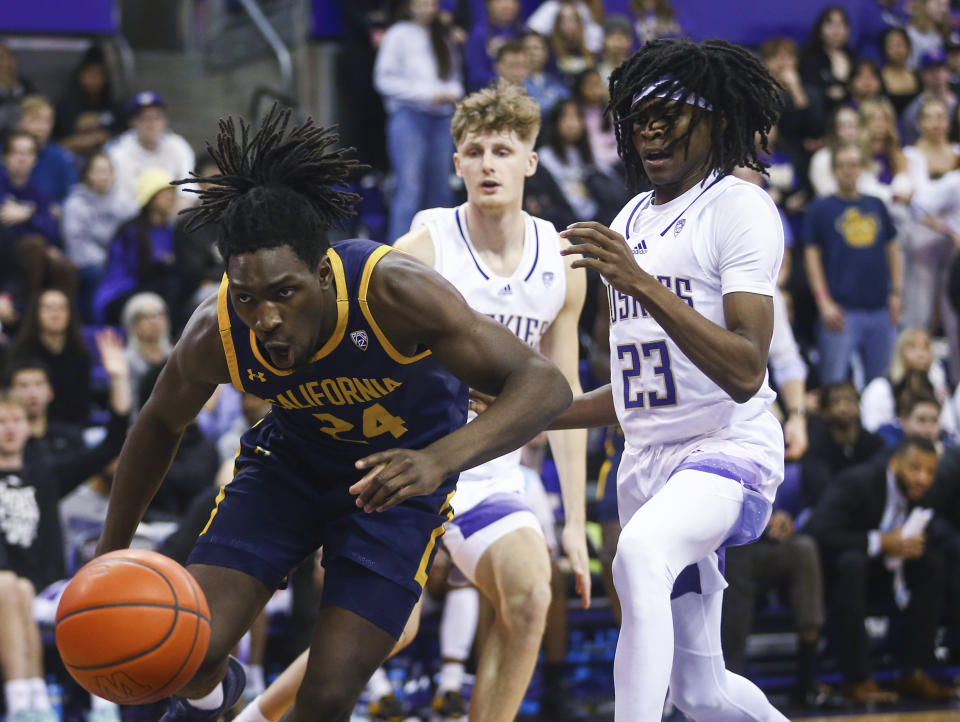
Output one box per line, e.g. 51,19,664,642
500,578,551,638
293,679,356,721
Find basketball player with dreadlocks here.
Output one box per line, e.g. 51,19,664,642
232,80,591,722
94,105,572,722
553,38,792,721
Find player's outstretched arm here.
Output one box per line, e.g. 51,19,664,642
96,296,230,554
350,252,572,512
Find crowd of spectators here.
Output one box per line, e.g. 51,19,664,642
3,0,960,718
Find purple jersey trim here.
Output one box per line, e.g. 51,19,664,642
672,453,763,492
449,492,533,539
522,216,540,281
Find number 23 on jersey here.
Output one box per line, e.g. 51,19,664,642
617,340,677,408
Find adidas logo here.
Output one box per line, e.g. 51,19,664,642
633,239,649,255
498,284,513,295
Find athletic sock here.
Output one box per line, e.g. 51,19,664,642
90,694,119,711
4,679,32,714
436,661,465,695
439,587,478,662
366,667,394,701
28,677,52,711
189,682,224,710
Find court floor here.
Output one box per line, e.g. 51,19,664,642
800,712,959,722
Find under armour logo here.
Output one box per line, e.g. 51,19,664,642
633,239,648,255
351,330,368,350
247,368,266,382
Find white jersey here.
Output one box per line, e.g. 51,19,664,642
412,204,567,513
607,174,783,447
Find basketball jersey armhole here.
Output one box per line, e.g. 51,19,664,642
358,245,432,364
216,274,246,392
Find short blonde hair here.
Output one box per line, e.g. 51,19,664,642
19,94,53,117
451,80,541,147
0,391,27,415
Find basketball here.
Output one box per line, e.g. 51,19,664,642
54,549,211,705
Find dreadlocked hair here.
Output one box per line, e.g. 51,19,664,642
608,38,783,190
174,103,363,269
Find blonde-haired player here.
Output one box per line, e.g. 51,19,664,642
401,79,589,721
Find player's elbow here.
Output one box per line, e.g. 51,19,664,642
538,359,574,415
727,369,766,404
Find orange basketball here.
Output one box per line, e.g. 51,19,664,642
55,549,211,705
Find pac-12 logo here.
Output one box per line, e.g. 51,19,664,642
542,271,555,287
674,219,686,236
350,330,368,350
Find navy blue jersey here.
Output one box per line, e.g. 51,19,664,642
217,239,468,458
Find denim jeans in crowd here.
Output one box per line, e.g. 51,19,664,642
817,306,895,385
386,105,454,244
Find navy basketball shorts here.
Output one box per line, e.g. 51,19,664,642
187,422,455,638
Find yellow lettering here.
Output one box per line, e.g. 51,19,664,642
320,379,345,405
362,403,407,439
352,378,377,401
337,377,363,405
305,381,325,407
312,413,367,444
282,390,307,409
368,378,388,396
382,378,402,393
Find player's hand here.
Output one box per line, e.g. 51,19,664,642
350,448,448,512
468,388,495,414
783,412,808,460
559,222,647,298
561,523,592,609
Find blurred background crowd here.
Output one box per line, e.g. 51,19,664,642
4,0,960,720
